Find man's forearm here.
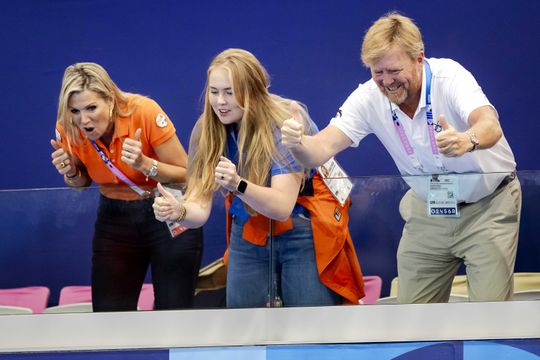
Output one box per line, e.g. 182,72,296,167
289,134,334,168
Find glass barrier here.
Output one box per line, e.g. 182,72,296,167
0,170,538,314
267,170,540,307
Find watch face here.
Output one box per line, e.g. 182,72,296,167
147,160,158,177
466,130,479,151
237,179,248,194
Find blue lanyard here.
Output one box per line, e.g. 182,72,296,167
226,124,241,167
390,60,446,173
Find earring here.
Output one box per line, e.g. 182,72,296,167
109,107,113,120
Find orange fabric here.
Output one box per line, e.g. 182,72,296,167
297,174,365,304
241,214,293,246
56,95,176,200
223,173,365,304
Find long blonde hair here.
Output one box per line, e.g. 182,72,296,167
56,62,132,150
185,48,308,203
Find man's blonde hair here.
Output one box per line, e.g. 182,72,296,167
361,12,424,67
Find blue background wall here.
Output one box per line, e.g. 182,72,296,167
1,1,539,303
1,0,539,190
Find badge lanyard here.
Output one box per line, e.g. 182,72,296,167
390,61,446,173
91,140,151,198
227,125,240,164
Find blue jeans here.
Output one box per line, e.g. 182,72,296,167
227,214,341,308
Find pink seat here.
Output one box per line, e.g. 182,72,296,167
58,286,92,305
137,283,155,311
58,284,154,310
0,286,50,313
360,275,383,304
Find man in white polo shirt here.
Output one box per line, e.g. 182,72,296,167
281,12,521,303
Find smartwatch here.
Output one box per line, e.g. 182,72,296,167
235,179,248,194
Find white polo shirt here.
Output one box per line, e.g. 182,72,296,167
329,57,516,202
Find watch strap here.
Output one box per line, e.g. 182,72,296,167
465,130,479,152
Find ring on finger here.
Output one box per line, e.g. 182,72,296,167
60,162,66,168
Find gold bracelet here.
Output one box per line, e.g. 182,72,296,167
174,204,187,223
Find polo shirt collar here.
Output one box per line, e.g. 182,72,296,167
114,117,130,139
418,61,428,110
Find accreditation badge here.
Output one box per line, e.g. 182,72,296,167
427,174,459,217
156,185,188,237
318,158,353,207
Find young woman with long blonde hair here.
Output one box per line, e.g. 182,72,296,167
154,49,365,307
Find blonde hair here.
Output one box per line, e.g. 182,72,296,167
185,48,308,203
56,62,132,149
361,12,424,67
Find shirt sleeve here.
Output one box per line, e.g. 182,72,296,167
138,97,177,149
329,84,373,147
271,128,302,176
445,62,494,125
270,111,321,176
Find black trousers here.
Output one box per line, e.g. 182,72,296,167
92,195,203,312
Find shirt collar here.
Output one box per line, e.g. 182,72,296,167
115,117,130,139
418,61,428,110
